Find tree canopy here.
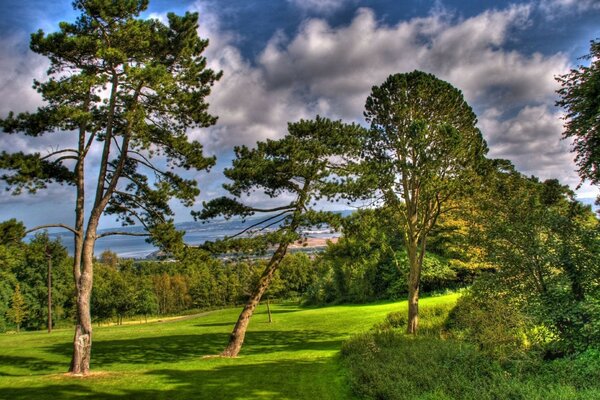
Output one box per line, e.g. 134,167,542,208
361,70,488,333
557,39,600,193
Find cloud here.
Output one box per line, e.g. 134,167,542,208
286,0,355,14
199,3,589,197
2,1,597,229
539,0,600,15
0,34,48,116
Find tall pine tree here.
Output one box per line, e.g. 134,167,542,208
0,0,221,374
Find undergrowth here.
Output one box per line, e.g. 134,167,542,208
341,302,600,400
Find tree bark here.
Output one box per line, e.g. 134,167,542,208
406,237,420,334
221,244,289,357
69,236,95,375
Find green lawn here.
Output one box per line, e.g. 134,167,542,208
0,294,459,399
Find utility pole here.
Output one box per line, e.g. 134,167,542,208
46,244,52,333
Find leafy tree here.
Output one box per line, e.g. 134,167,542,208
8,283,27,332
198,116,364,356
556,39,600,195
471,161,600,355
0,0,220,374
134,284,158,323
0,220,26,332
17,233,70,331
360,71,487,333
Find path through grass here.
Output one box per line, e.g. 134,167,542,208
0,294,458,399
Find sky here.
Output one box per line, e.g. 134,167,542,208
0,0,599,230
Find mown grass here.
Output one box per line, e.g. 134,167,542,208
0,294,458,400
341,302,600,400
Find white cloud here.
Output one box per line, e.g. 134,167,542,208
2,1,598,228
286,0,355,14
192,3,584,197
257,5,567,118
539,0,600,15
0,34,48,116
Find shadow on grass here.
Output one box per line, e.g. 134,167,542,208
0,355,63,376
42,329,343,368
2,358,350,400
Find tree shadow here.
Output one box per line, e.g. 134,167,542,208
43,329,344,368
2,358,353,399
0,355,63,376
193,322,234,328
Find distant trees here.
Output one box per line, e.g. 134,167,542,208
0,0,220,374
359,71,487,333
557,39,600,195
0,221,72,333
198,117,365,356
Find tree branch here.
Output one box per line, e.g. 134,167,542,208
97,231,151,239
40,148,79,161
227,210,293,239
26,224,78,235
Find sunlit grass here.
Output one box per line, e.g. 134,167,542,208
0,294,459,399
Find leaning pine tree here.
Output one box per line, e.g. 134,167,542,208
197,117,365,357
0,0,221,375
361,71,487,334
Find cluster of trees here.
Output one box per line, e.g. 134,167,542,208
0,220,72,332
1,0,599,375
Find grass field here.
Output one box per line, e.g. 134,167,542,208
0,294,459,400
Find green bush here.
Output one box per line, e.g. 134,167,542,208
376,302,455,336
446,292,539,362
341,304,600,400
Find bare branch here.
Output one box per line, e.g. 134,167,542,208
40,148,79,161
97,231,150,239
26,224,78,235
227,210,293,240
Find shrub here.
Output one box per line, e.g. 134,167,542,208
446,291,539,362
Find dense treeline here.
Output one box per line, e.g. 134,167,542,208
1,210,483,332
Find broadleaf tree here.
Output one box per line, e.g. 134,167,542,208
197,116,365,357
360,71,487,333
556,39,600,199
0,0,221,374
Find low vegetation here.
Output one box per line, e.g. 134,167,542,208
342,301,600,400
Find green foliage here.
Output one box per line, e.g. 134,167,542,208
378,302,455,336
446,291,538,362
0,0,221,251
197,116,365,241
556,39,600,190
306,208,467,305
7,283,27,332
469,162,600,355
0,219,26,245
342,299,600,400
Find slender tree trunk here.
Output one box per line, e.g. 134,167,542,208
266,296,272,323
406,237,420,334
221,244,289,357
47,246,52,334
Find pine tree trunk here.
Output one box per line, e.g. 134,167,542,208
221,245,288,357
69,236,94,375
